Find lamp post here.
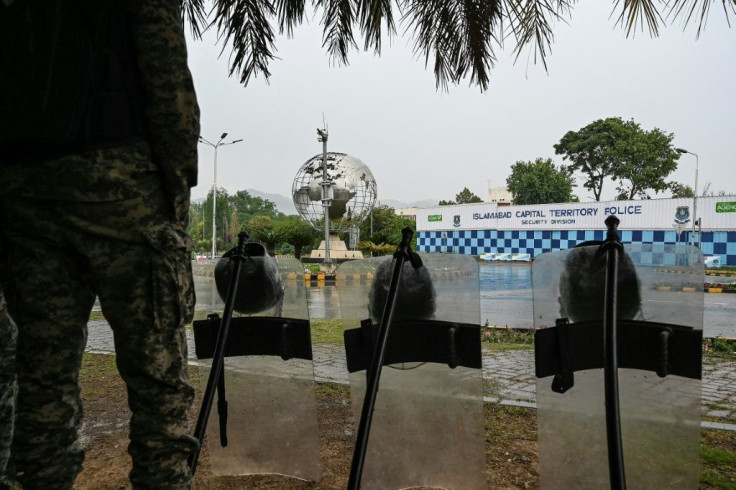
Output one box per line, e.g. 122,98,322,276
675,148,699,249
200,133,243,258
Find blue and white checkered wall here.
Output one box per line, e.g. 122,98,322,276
417,229,736,266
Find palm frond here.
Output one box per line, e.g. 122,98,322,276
507,0,573,71
460,0,503,90
666,0,734,37
403,1,461,90
317,0,358,64
402,0,503,91
612,0,665,37
356,0,397,53
212,0,278,84
181,0,209,39
192,0,734,90
274,0,307,36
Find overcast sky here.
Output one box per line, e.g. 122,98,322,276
186,2,735,206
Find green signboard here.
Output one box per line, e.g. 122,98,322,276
716,201,736,213
428,214,443,222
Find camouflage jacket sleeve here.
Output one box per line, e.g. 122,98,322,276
132,0,199,224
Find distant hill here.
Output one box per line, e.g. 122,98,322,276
379,198,439,209
194,190,439,216
246,188,298,216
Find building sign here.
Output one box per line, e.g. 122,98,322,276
416,196,736,232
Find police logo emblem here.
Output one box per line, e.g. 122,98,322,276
674,206,691,225
453,215,461,227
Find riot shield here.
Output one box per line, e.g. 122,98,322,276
338,253,485,489
193,256,320,481
533,242,703,488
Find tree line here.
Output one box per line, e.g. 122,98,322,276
438,116,725,206
188,188,415,258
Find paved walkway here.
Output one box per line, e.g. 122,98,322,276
86,321,736,426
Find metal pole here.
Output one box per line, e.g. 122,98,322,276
693,153,699,249
675,148,699,250
212,147,218,259
199,134,243,259
602,215,626,490
323,137,330,263
317,128,331,264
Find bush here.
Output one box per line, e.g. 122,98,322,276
481,327,534,345
703,337,735,357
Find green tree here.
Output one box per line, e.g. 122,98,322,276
187,189,281,254
439,187,483,205
187,201,205,240
669,182,695,198
229,190,280,224
554,118,630,201
455,187,483,204
222,207,241,249
183,1,731,91
187,202,210,253
274,215,317,259
555,117,680,201
246,215,282,255
359,205,416,251
612,124,680,200
506,158,576,205
196,187,232,254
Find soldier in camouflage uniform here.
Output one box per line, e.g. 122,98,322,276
0,1,200,488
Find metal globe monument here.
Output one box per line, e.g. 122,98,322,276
292,138,377,265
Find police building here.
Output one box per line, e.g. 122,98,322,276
415,196,736,266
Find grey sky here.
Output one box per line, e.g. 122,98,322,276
186,2,735,206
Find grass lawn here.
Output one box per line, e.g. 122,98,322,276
77,352,736,489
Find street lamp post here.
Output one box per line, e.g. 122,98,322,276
675,148,699,249
200,133,243,258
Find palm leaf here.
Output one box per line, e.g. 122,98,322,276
356,0,397,53
460,0,503,90
317,0,358,64
212,0,278,84
507,0,573,71
192,0,733,89
613,0,665,36
181,0,209,38
666,0,735,37
402,0,503,91
274,0,307,36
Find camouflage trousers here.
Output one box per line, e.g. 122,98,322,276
0,144,198,489
0,293,17,490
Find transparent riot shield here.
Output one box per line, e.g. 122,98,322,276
193,257,320,481
338,254,485,489
533,242,703,489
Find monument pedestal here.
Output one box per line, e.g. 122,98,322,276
309,234,363,262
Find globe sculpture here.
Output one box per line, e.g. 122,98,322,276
292,152,377,232
292,152,377,263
